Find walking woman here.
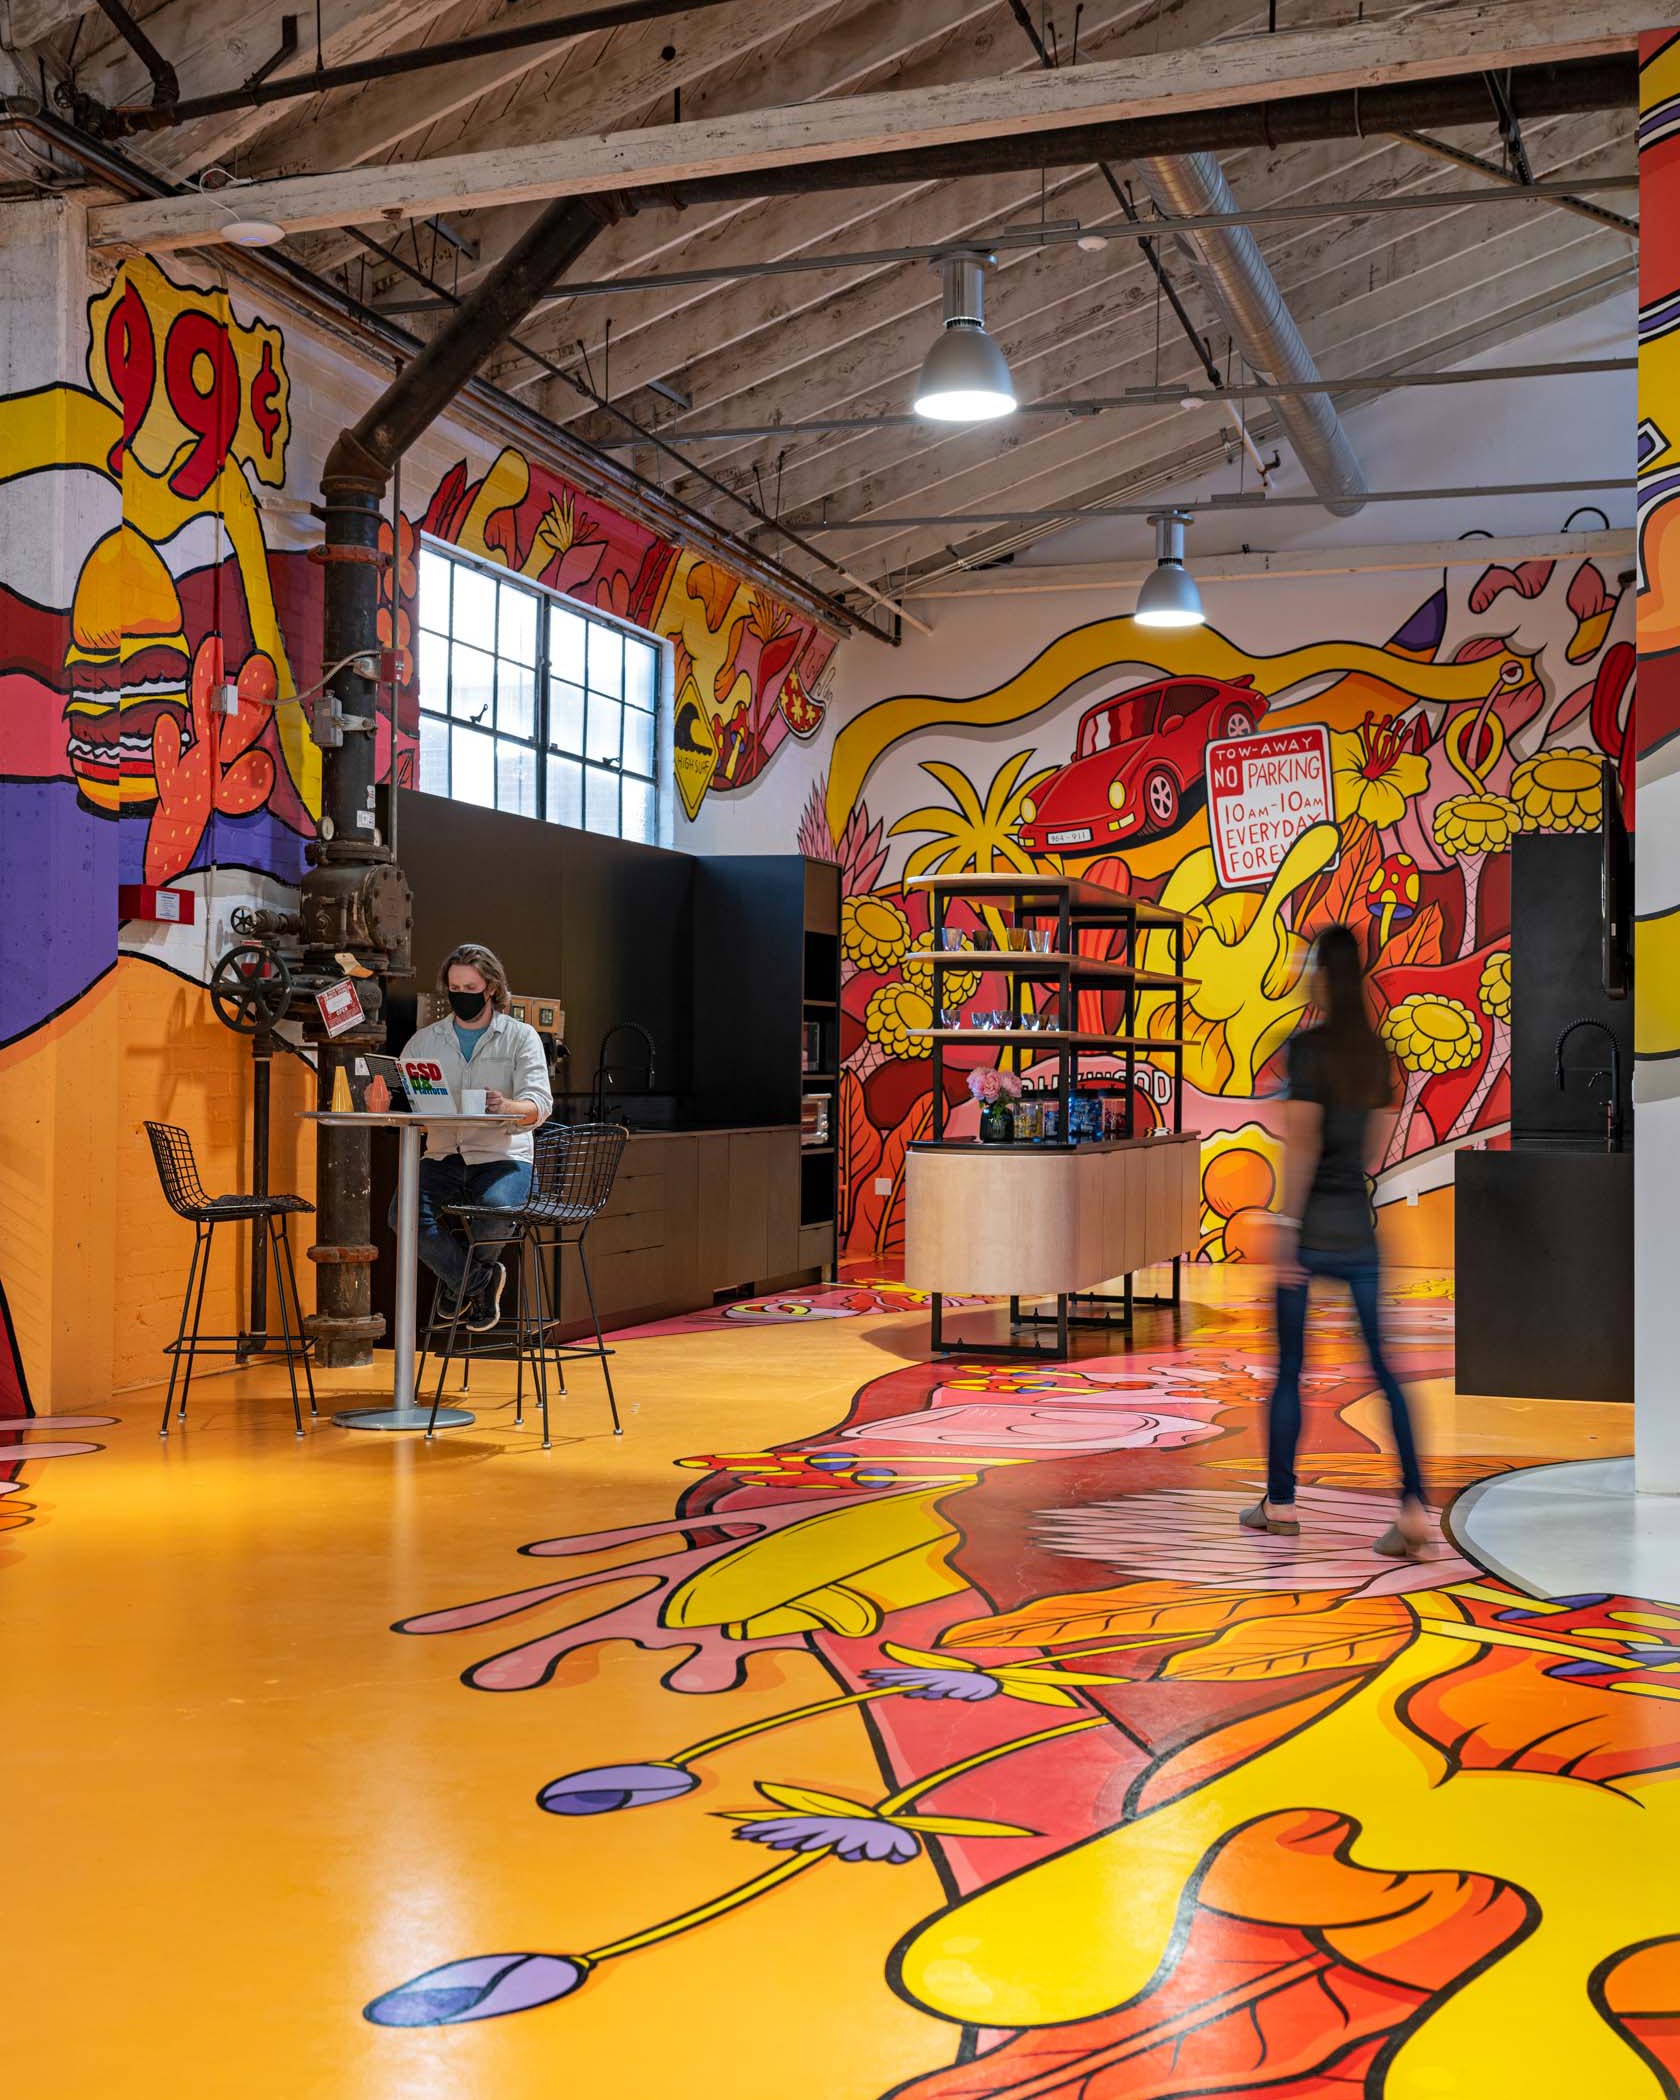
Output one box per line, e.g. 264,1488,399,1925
1245,924,1430,1558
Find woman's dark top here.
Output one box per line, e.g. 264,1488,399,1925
1286,1027,1378,1254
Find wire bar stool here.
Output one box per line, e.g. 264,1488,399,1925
426,1123,627,1447
143,1121,317,1438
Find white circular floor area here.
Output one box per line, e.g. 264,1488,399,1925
1452,1457,1680,1606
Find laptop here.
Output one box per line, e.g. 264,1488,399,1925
344,1052,419,1112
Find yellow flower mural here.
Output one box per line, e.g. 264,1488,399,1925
866,983,934,1060
1433,794,1520,858
1383,995,1484,1077
1479,949,1513,1025
843,894,912,973
1510,747,1604,832
1331,713,1430,829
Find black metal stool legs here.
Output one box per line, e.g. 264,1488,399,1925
273,1218,318,1417
160,1223,208,1438
425,1278,474,1440
177,1219,216,1427
577,1239,623,1438
264,1215,305,1438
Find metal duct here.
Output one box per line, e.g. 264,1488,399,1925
1133,151,1368,518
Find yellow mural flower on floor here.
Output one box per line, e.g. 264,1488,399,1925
843,894,912,973
1510,748,1604,832
890,751,1056,880
1433,794,1520,858
902,933,979,1003
1383,995,1483,1076
866,983,934,1060
1479,949,1512,1025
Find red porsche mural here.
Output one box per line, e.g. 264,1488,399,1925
1015,673,1267,854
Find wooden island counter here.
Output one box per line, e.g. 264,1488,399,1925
901,871,1199,1358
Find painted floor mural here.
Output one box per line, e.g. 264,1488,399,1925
6,1271,1676,2098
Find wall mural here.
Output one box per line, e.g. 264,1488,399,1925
0,251,836,1405
420,443,837,822
357,1275,1680,2095
766,559,1633,1265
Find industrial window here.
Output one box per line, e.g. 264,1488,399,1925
415,540,663,845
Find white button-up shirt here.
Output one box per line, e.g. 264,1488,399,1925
397,1011,553,1165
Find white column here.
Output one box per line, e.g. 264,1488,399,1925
1635,35,1680,1492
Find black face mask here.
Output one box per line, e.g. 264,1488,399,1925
447,988,489,1023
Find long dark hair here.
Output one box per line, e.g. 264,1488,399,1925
1311,924,1393,1110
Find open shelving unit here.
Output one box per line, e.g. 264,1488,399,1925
909,872,1189,1145
904,872,1196,1358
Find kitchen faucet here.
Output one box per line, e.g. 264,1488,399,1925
1554,1017,1624,1153
592,1022,657,1121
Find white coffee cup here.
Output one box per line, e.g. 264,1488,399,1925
461,1087,488,1116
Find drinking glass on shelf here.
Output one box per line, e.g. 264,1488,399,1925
1004,926,1031,952
938,927,970,950
1026,929,1054,954
939,1008,963,1029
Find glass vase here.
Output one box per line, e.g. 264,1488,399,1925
979,1102,1015,1145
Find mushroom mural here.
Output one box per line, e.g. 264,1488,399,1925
1365,850,1422,950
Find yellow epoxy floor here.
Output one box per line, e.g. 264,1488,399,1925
5,1270,1672,2100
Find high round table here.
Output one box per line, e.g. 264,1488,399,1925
302,1109,527,1431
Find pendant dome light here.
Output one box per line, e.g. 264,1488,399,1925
1134,509,1205,629
913,252,1017,423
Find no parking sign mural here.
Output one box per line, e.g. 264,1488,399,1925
1204,722,1337,888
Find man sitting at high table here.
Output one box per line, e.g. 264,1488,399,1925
369,941,551,1333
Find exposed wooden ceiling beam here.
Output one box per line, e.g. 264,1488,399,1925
496,0,1254,399
247,0,806,180
81,0,471,176
399,0,1155,313
1,0,97,47
89,0,1655,250
285,0,844,283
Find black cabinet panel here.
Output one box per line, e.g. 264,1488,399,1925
1455,1149,1632,1402
1511,834,1633,1148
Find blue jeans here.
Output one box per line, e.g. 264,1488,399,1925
1268,1245,1425,1506
397,1154,533,1302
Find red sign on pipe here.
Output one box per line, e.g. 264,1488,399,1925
315,979,364,1038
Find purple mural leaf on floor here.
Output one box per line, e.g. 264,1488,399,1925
364,1951,588,2027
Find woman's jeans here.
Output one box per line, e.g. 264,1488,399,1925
396,1154,533,1302
1268,1244,1425,1505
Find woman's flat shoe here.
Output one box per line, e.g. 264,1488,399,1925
1240,1499,1300,1537
1373,1521,1427,1561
